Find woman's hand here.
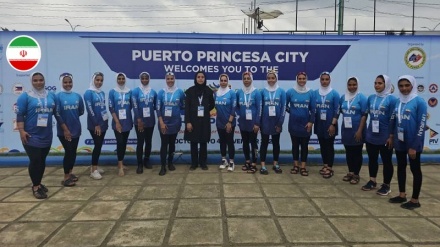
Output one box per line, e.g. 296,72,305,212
19,130,31,144
137,119,144,132
253,125,260,133
408,148,417,160
186,123,193,132
94,125,102,136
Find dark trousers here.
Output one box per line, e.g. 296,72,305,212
291,134,310,162
218,127,235,159
260,133,280,162
366,142,394,184
344,144,363,175
58,136,80,174
160,133,177,166
89,130,106,165
114,130,130,161
135,126,154,165
23,145,50,186
318,136,335,167
396,150,422,199
190,142,208,167
240,130,258,163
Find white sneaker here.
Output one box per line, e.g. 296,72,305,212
227,162,235,172
90,166,105,174
90,170,102,180
219,159,228,169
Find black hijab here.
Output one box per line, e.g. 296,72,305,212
194,71,207,95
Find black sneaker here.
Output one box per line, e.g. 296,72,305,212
272,165,282,174
376,184,391,196
260,167,269,175
32,187,47,199
190,165,198,171
389,195,407,203
361,180,377,191
400,201,421,210
40,184,49,193
144,158,152,169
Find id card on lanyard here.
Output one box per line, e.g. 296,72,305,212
142,91,151,118
320,95,327,120
36,97,49,127
397,102,406,142
244,93,252,120
268,91,276,116
372,96,386,133
343,99,353,128
197,95,204,117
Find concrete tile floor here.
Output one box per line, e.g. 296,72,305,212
0,164,438,246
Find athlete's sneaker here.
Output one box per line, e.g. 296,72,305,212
90,166,105,174
219,159,228,170
227,162,235,172
361,180,377,191
90,170,102,180
376,184,392,196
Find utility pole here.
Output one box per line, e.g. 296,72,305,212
295,0,298,31
253,0,257,34
412,0,415,35
334,0,337,31
373,0,376,33
337,0,344,35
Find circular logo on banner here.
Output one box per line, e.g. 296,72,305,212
6,35,41,72
428,97,438,107
12,83,24,95
429,84,438,93
404,47,426,69
417,84,425,93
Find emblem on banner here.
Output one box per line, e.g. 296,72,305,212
404,47,426,69
428,97,438,107
429,84,438,94
6,35,41,72
12,83,24,95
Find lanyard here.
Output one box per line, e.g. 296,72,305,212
244,92,252,108
119,93,126,108
95,92,104,103
269,91,276,104
165,91,175,104
141,91,151,106
346,94,358,110
397,102,406,125
372,95,387,118
37,96,48,110
198,95,203,106
320,95,327,108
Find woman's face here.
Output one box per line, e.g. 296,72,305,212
297,74,307,87
374,77,385,93
196,73,205,85
398,79,413,95
32,74,45,90
94,75,103,88
166,75,175,87
117,74,126,86
219,75,228,88
140,74,149,86
320,74,331,87
347,79,358,93
267,73,277,87
242,74,252,87
62,76,73,91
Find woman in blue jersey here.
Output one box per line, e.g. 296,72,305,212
132,72,157,174
389,75,427,210
215,74,237,171
259,70,286,175
237,71,261,173
156,72,185,176
339,77,368,184
109,73,133,177
55,73,85,186
17,72,56,199
362,75,396,195
286,72,315,176
314,72,340,179
84,72,108,180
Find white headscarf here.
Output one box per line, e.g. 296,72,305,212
89,72,104,93
216,73,230,97
398,75,418,104
318,72,333,96
165,72,177,93
242,71,256,94
139,72,151,95
59,73,73,94
376,74,392,97
294,72,310,93
114,72,130,93
28,72,47,98
265,70,279,92
345,76,359,101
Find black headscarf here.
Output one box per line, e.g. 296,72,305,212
194,71,207,95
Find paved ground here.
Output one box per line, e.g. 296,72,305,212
0,163,439,247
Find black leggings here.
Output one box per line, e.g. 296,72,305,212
240,130,258,163
366,142,394,184
24,145,50,187
290,134,310,162
344,144,363,175
58,137,80,175
89,130,106,165
318,136,335,167
135,126,154,164
114,130,130,161
218,127,235,159
190,142,208,167
260,133,280,162
396,150,422,199
160,133,177,166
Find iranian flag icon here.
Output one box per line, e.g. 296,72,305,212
6,35,41,72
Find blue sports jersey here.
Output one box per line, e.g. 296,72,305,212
339,93,368,146
84,90,109,132
236,89,262,132
314,89,340,138
365,94,397,145
260,88,286,135
55,92,85,138
286,88,316,137
215,90,237,129
156,89,185,135
16,92,56,148
132,87,157,128
108,89,133,132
